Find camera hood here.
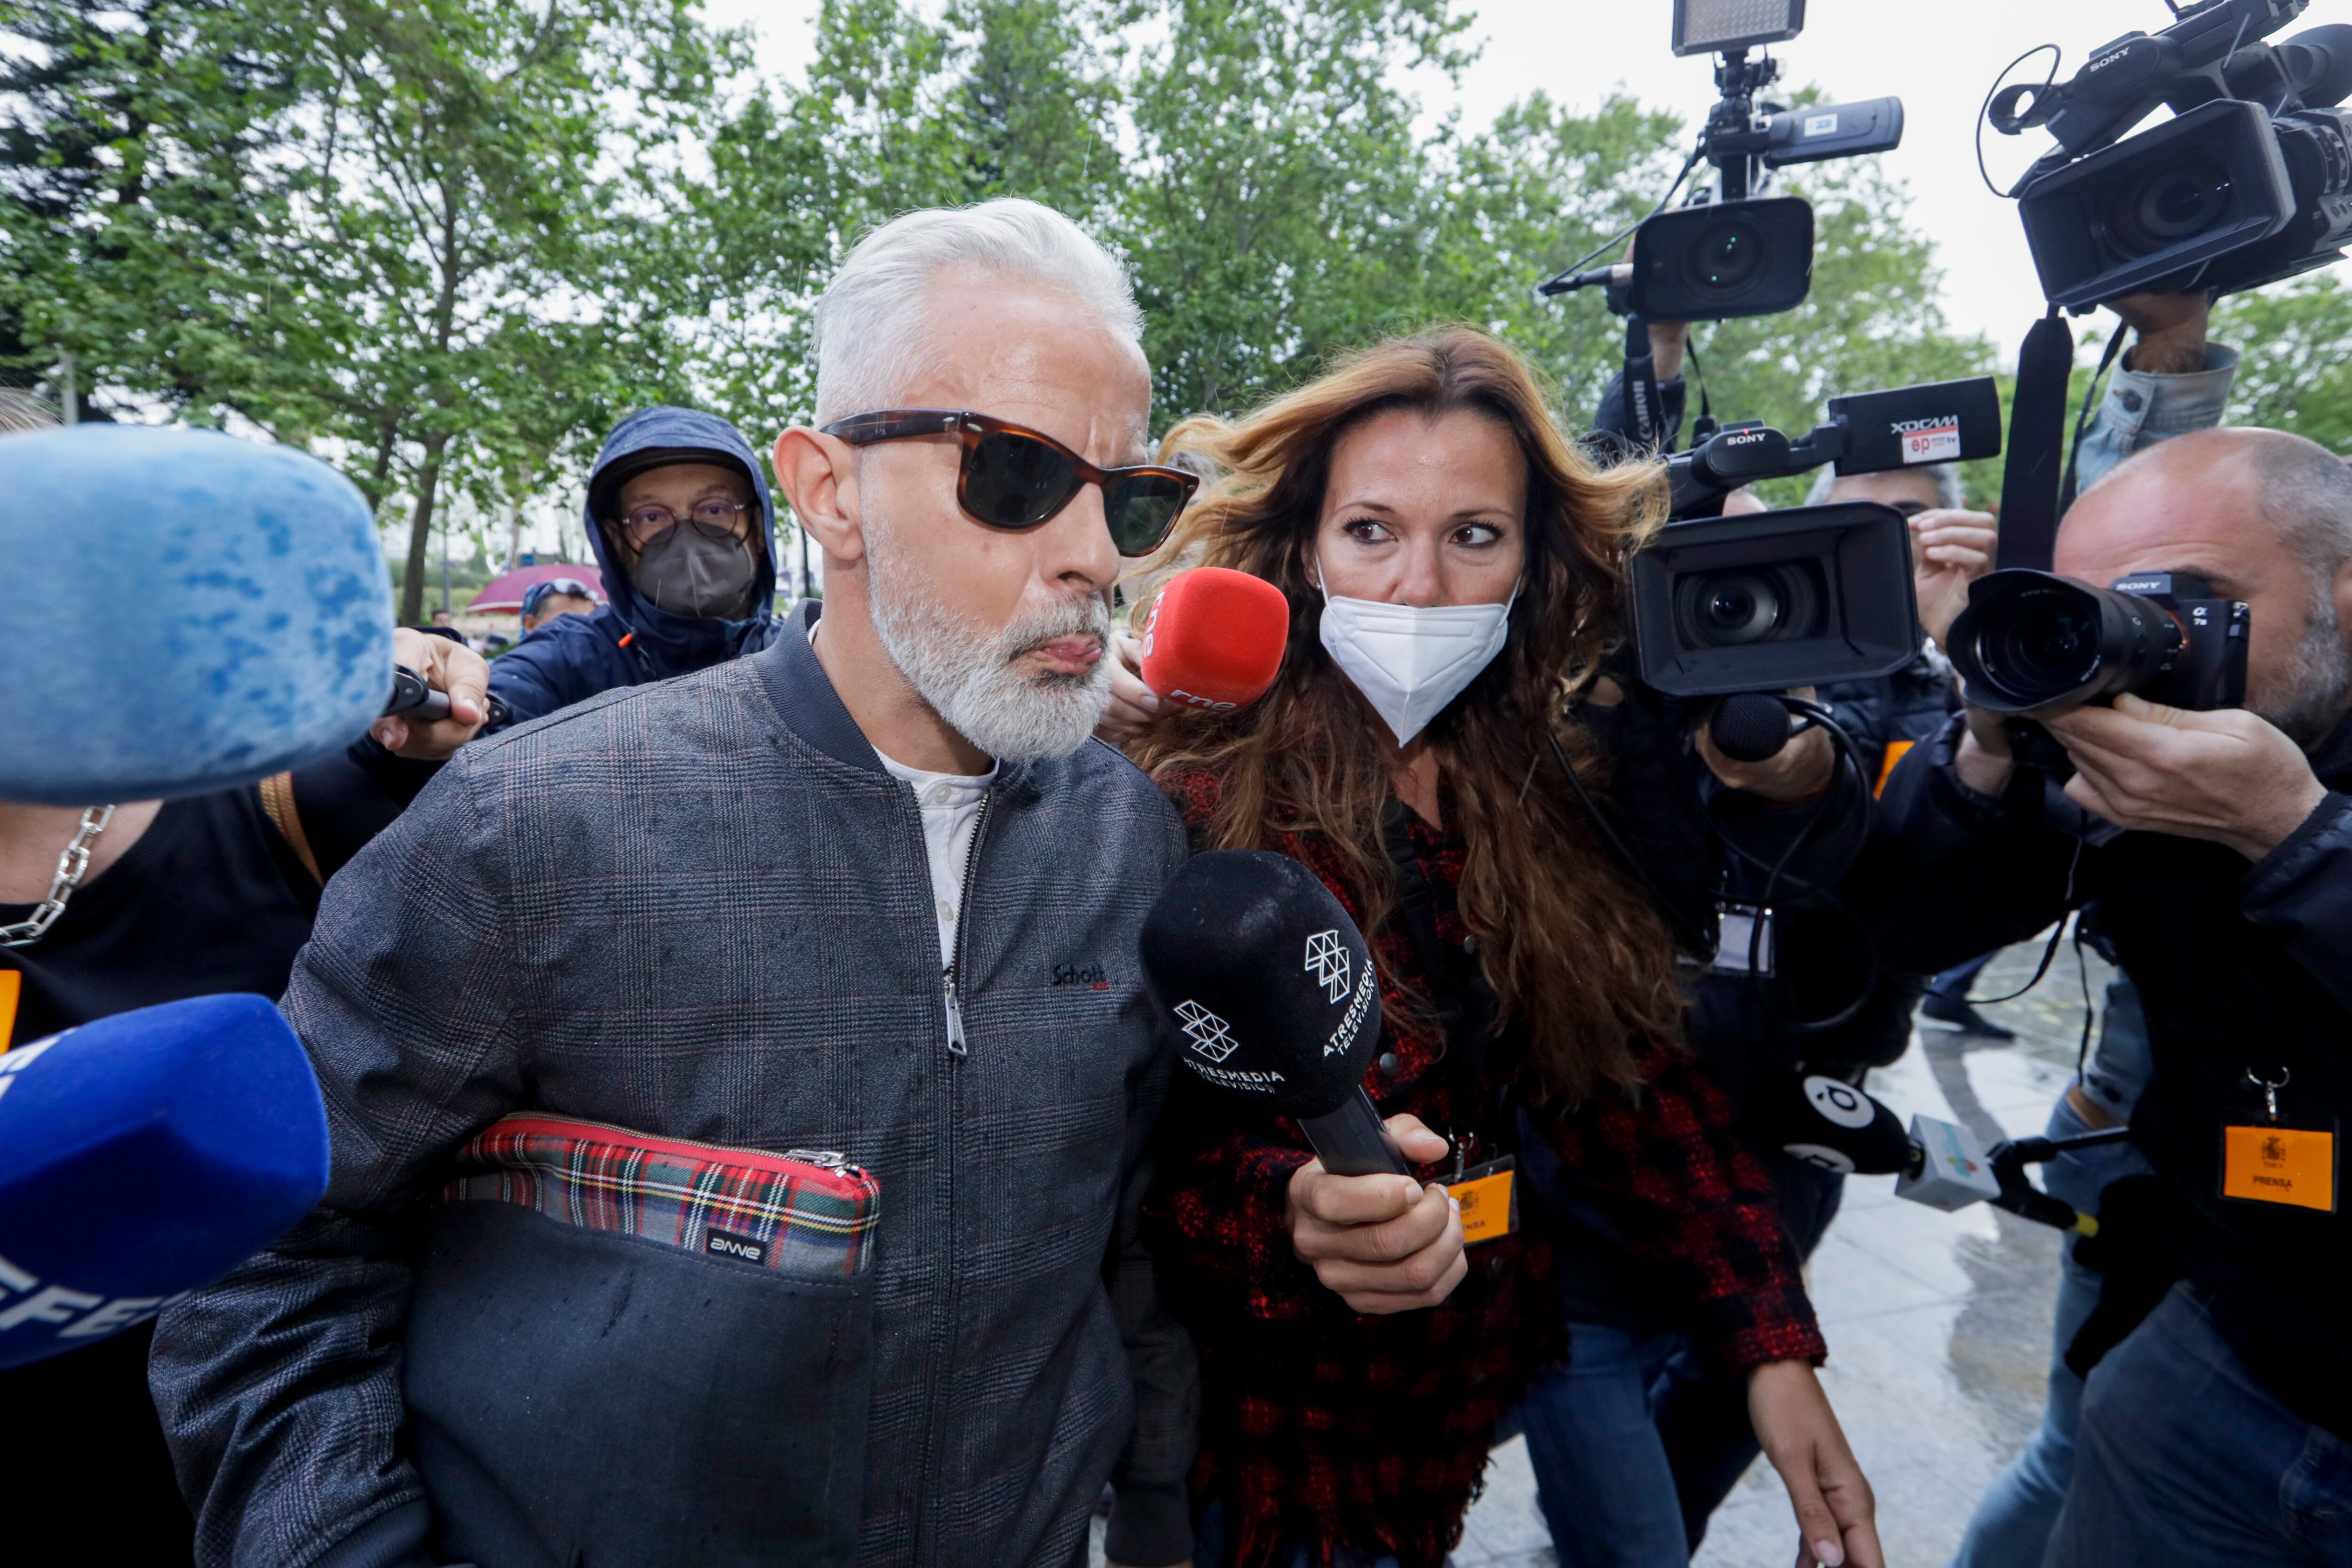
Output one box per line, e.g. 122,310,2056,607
1628,501,1920,697
2017,97,2296,308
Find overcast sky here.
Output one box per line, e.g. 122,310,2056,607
708,0,2352,361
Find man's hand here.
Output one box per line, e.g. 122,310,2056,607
370,629,491,760
1694,690,1836,803
1910,508,1999,648
1096,629,1163,745
1645,319,1689,382
1750,1360,1882,1568
2043,692,2328,860
1286,1114,1465,1315
1952,703,2017,797
2109,289,2211,377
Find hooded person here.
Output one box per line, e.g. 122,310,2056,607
485,407,780,730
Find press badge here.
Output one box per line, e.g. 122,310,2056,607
1712,902,1775,976
1449,1155,1518,1245
2221,1067,2336,1214
2221,1122,2337,1213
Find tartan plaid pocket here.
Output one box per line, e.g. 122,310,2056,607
437,1113,881,1278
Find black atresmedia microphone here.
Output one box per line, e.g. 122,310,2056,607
1140,850,1409,1178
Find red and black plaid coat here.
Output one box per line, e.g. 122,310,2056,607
1142,766,1827,1568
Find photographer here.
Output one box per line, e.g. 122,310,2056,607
1945,290,2238,1568
1871,424,2352,1564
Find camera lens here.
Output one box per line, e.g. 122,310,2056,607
1675,564,1820,649
1949,572,2190,713
1700,577,1780,645
2111,158,2233,254
1684,216,1765,295
1991,598,2101,696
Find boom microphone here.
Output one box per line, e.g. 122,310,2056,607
0,425,395,804
0,994,331,1369
1139,849,1407,1177
1138,567,1290,713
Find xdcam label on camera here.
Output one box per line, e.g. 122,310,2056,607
1891,415,1962,465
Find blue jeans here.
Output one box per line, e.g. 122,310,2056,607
1518,1322,1692,1568
2046,1281,2352,1566
1949,991,2154,1568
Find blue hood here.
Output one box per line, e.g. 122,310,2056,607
584,406,778,676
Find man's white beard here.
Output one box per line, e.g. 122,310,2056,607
2257,593,2352,749
866,517,1112,764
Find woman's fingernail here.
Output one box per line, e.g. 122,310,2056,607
1140,691,1161,712
1814,1539,1845,1567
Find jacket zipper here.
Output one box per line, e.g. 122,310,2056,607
941,790,994,1059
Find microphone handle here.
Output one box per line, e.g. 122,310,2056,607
1299,1085,1411,1178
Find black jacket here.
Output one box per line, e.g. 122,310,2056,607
1868,709,2352,1439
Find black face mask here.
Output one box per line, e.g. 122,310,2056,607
633,526,758,619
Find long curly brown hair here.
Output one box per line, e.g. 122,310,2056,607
1127,328,1687,1105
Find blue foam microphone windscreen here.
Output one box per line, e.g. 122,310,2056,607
0,994,331,1369
0,425,394,804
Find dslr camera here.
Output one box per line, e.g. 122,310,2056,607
1627,375,2005,699
1946,570,2249,716
1540,0,1903,320
1992,0,2352,307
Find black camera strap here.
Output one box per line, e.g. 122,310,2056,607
1621,315,1669,454
1379,800,1505,1170
1995,307,2077,573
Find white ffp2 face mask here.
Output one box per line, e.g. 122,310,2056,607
1315,569,1517,747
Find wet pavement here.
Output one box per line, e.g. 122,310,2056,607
1088,930,2114,1567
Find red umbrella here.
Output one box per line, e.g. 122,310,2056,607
467,564,607,615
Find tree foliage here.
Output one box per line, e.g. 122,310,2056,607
12,0,2344,617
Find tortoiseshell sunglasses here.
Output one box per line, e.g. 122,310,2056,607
819,409,1198,557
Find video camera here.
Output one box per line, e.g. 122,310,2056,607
1538,0,1904,321
1627,374,2004,700
1991,0,2352,308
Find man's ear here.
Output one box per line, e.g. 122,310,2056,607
773,428,866,567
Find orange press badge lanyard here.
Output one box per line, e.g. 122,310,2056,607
0,969,19,1051
1448,1154,1517,1245
2220,1067,2336,1215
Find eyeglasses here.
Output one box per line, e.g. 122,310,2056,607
616,498,753,550
523,577,596,617
819,409,1198,557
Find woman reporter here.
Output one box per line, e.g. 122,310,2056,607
1118,329,1876,1568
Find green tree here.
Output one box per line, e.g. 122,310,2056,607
0,0,310,414
2216,270,2352,454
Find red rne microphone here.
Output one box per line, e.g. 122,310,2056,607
1138,566,1289,713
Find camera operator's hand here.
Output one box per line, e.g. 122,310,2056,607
2042,692,2328,860
2108,289,2212,376
1750,1360,1883,1568
370,628,490,760
1645,319,1689,382
1694,689,1836,803
1286,1114,1466,1314
1096,629,1162,744
1909,509,1999,648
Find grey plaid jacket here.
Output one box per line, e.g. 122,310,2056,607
151,601,1198,1568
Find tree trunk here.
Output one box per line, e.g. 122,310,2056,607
399,433,450,627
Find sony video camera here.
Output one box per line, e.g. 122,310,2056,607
1628,375,2003,698
1946,569,2249,716
1540,0,1904,321
1991,0,2352,307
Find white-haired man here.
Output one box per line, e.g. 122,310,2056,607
152,199,1201,1568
